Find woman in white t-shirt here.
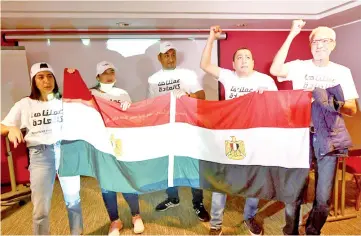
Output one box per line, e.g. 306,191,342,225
1,62,83,235
90,61,144,236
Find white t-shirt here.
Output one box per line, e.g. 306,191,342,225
90,87,132,103
147,68,203,98
1,97,63,147
278,59,359,101
219,69,278,100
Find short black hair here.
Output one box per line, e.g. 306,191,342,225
232,47,252,62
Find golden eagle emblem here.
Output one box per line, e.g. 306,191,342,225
225,136,246,160
110,134,122,157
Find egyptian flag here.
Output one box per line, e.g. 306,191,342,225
59,69,311,203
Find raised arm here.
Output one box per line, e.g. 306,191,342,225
200,25,223,78
270,20,306,78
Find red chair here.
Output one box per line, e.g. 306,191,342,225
345,152,361,211
1,133,31,210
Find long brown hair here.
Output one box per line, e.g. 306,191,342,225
29,73,61,100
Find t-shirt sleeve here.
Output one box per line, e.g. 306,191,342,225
147,75,157,99
147,83,155,99
187,70,203,93
277,60,302,82
340,68,359,101
266,76,279,91
123,92,132,103
218,68,235,85
113,88,132,103
1,100,23,128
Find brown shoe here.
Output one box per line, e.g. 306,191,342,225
108,219,123,236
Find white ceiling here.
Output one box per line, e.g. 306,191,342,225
1,0,361,30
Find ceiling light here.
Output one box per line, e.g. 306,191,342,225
81,38,90,46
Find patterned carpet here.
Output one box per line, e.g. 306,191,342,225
1,171,361,235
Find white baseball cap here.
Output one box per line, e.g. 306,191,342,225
30,62,55,79
159,41,177,54
96,61,118,76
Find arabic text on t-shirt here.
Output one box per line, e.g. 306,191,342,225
302,74,336,90
31,109,63,127
228,86,254,99
157,79,180,92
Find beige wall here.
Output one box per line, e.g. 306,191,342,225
332,21,361,150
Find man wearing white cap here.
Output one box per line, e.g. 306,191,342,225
270,20,359,235
147,41,206,100
148,41,209,222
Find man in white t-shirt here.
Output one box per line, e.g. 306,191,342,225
147,42,205,100
270,20,359,235
150,41,210,222
201,25,278,236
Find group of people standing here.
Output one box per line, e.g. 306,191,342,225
1,19,359,235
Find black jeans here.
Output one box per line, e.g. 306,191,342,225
166,187,203,205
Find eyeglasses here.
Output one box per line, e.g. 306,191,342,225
310,38,334,45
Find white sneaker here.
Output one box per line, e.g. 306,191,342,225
108,219,123,236
132,215,145,234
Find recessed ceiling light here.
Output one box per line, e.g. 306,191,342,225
116,22,130,27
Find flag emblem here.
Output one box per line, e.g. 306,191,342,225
225,136,246,160
110,134,122,157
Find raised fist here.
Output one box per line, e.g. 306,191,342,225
290,20,306,37
210,25,222,40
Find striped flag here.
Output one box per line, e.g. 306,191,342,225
59,69,311,203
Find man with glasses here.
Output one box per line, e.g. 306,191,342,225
270,20,358,235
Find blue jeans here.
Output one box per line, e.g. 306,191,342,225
166,187,203,205
210,192,259,229
101,189,140,221
29,143,83,235
283,133,338,235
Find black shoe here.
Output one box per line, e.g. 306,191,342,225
244,218,262,235
193,202,210,222
209,227,222,235
155,198,180,211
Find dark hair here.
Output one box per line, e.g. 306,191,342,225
29,64,61,100
90,85,100,90
90,79,100,90
232,47,253,61
90,75,115,90
90,74,102,90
